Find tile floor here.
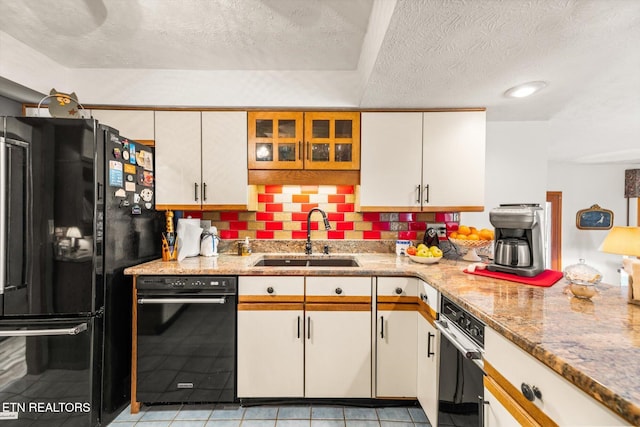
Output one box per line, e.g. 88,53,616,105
108,404,433,427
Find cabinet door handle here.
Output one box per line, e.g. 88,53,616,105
266,286,274,294
395,287,403,295
298,141,302,160
307,316,311,340
306,141,310,160
297,315,301,339
478,395,489,427
194,183,199,202
427,332,435,357
202,182,207,202
424,184,430,204
335,287,342,295
380,316,384,339
416,185,421,203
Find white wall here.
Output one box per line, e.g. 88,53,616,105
462,121,550,229
547,162,640,284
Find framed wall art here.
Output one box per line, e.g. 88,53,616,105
576,204,613,230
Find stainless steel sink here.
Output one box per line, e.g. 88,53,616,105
253,257,359,267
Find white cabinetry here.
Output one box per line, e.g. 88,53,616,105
237,309,304,397
422,111,485,207
305,309,371,397
360,111,486,211
237,276,304,398
305,276,372,398
154,111,248,210
360,113,423,209
375,277,418,398
90,109,155,141
484,328,627,426
237,276,372,399
376,309,416,397
416,279,439,425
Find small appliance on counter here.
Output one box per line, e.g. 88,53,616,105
487,203,545,277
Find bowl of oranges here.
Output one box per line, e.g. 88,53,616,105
406,244,443,264
448,225,494,261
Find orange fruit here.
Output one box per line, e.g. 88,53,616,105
449,231,458,239
470,227,479,235
468,233,480,241
455,234,467,240
457,225,471,236
479,229,494,240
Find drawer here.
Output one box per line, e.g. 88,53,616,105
377,277,418,298
239,276,304,301
484,328,627,426
305,276,372,300
419,279,438,313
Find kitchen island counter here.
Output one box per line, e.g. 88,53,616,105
125,253,639,425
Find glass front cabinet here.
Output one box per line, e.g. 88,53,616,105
248,111,360,170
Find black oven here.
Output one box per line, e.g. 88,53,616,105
135,276,237,404
435,296,486,426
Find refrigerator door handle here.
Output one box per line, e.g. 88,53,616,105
0,322,88,337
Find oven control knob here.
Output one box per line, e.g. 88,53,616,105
267,287,274,294
470,328,479,336
395,287,403,295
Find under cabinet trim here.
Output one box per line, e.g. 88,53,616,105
237,302,304,311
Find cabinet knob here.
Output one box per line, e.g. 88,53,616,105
335,287,343,295
395,287,403,295
267,287,274,294
521,383,542,401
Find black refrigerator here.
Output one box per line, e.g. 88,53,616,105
0,117,162,426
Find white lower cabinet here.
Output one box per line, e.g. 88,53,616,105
237,308,304,397
305,309,372,398
376,309,417,398
237,276,372,399
416,313,439,426
484,327,627,426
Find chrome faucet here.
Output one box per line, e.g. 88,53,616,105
305,208,331,255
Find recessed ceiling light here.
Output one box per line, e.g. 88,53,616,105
504,81,547,98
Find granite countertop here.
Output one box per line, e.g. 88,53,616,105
125,252,640,425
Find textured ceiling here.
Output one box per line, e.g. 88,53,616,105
0,0,639,163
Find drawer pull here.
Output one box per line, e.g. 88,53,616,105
267,286,274,294
395,287,403,295
521,383,542,401
335,287,342,295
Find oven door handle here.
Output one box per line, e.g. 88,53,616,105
435,319,483,361
137,297,227,304
0,323,88,337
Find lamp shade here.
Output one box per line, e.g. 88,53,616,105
600,226,640,257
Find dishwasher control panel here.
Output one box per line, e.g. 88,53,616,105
137,275,237,292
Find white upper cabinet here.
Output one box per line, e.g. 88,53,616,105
360,112,423,209
201,111,248,208
360,110,486,211
154,111,202,209
154,111,248,210
90,109,155,141
422,111,486,208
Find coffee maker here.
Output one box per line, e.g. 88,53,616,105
487,204,545,277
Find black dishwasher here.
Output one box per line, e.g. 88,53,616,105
135,276,237,404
